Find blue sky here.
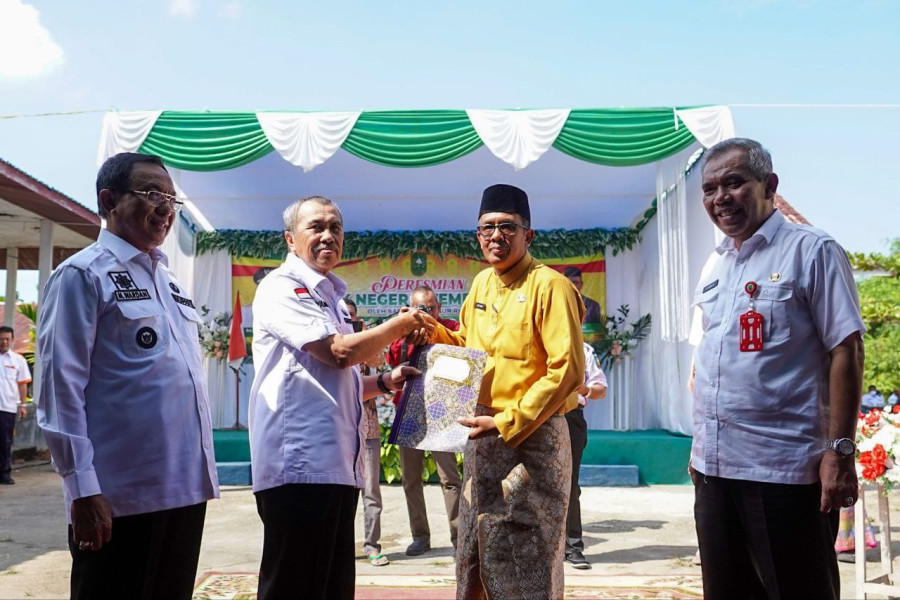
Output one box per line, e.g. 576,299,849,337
1,0,898,300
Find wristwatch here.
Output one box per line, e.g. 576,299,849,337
827,438,857,458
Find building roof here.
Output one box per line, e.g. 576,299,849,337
0,159,100,269
774,193,810,226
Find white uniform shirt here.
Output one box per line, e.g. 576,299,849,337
0,350,30,413
862,391,885,409
888,393,899,407
578,343,607,407
691,210,865,485
37,229,219,520
249,252,364,493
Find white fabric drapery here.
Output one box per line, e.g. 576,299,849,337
255,111,361,173
655,148,696,342
465,109,570,170
675,106,736,148
96,110,162,165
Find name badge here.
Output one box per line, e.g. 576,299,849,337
702,280,719,294
475,302,486,311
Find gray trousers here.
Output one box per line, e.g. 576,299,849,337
399,446,461,547
361,438,383,556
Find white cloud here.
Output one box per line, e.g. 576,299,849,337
218,0,241,19
169,0,198,18
0,0,64,79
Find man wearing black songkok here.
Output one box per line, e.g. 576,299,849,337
432,183,585,599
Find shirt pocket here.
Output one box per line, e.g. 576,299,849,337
691,287,720,331
116,302,169,359
497,322,532,361
756,284,792,344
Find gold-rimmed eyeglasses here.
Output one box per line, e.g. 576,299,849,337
129,190,184,212
476,222,528,238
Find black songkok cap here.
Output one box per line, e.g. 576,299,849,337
479,184,530,223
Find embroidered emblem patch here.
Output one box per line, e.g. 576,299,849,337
769,272,782,282
294,287,312,300
169,282,180,293
109,271,150,301
475,302,486,311
517,294,526,303
172,294,195,308
136,327,158,349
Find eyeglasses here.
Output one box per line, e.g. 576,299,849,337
128,190,183,212
476,222,528,238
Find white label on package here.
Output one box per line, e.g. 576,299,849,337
430,355,471,383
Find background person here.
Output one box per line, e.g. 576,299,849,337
385,285,462,556
564,341,607,569
0,326,30,485
564,266,602,325
346,297,390,567
37,153,219,600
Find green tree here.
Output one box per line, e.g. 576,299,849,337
850,240,900,395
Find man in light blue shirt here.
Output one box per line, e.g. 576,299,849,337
38,153,219,600
691,139,865,599
249,196,430,600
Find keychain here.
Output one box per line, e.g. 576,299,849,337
739,281,763,352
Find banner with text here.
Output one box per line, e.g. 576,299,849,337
232,251,605,324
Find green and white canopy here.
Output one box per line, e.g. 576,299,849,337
97,106,734,232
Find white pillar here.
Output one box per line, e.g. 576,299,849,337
37,220,54,300
4,248,17,327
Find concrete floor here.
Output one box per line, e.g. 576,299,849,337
1,461,897,599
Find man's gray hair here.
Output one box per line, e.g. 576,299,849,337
282,196,341,232
703,138,773,181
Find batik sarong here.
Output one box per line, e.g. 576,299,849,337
456,407,571,600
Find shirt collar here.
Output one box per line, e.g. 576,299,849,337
496,251,534,287
98,229,168,267
285,252,347,299
715,209,785,256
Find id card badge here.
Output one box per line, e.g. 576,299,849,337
739,281,763,352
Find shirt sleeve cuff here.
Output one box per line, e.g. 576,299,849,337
62,469,102,501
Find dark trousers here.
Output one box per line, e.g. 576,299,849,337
564,407,588,554
256,483,359,600
68,501,207,600
693,470,840,600
0,411,14,480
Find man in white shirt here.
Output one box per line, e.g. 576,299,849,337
249,196,431,600
37,153,219,600
888,389,900,407
0,326,30,484
690,138,865,600
564,341,607,569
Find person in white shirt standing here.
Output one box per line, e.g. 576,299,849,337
563,341,607,569
690,138,865,600
37,153,219,600
249,196,431,600
0,326,30,484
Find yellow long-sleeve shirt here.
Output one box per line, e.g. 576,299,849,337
433,252,585,447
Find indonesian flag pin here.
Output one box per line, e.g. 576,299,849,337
739,281,763,352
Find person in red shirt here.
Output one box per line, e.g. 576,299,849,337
386,285,461,555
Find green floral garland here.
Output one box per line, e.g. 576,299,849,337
196,201,657,261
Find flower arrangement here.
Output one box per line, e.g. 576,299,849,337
198,306,233,362
856,407,900,491
591,304,652,371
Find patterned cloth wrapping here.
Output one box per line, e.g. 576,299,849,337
388,344,487,453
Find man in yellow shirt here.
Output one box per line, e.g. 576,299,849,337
432,183,585,599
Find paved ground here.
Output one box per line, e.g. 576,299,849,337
1,461,897,599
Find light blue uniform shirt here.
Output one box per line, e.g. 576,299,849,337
249,253,364,493
691,210,865,485
37,229,219,520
